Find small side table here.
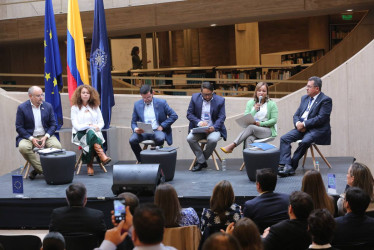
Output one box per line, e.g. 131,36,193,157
140,149,177,181
40,151,76,185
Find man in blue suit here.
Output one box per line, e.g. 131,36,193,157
187,82,226,172
278,76,332,177
129,85,178,162
16,86,62,179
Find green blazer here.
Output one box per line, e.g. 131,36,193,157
244,99,278,137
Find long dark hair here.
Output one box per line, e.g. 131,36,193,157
349,162,374,201
210,180,235,222
131,46,139,56
154,184,181,227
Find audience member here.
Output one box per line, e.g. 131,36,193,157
201,180,242,233
154,183,199,227
262,191,313,250
307,209,337,250
332,187,374,247
243,168,289,233
97,204,176,250
337,162,374,215
302,170,335,215
41,232,66,250
49,183,106,238
225,218,263,250
202,232,242,250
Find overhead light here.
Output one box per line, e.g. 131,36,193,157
346,9,353,12
210,24,217,27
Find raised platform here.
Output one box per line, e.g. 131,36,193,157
0,156,354,229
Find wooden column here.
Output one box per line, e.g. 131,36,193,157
309,16,329,53
235,22,260,65
141,33,148,69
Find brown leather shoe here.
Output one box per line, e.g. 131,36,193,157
87,163,94,176
93,144,111,165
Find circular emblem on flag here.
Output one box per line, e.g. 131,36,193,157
14,180,22,190
91,48,107,72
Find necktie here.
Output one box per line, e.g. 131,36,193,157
307,97,314,111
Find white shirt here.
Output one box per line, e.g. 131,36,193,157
144,101,159,130
199,98,213,127
71,105,104,134
30,100,47,139
254,102,268,122
297,93,320,127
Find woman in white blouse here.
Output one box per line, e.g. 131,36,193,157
71,85,111,176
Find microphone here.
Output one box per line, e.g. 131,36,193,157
258,96,263,104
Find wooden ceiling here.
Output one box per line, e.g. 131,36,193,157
0,0,373,44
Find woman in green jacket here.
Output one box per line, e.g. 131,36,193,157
221,82,278,153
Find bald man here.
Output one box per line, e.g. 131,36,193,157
16,86,62,179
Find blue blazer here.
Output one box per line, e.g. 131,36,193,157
131,97,178,145
293,92,332,145
15,100,57,147
186,93,227,140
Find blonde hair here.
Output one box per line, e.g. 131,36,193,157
253,82,269,103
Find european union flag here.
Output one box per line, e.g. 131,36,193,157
90,0,115,129
44,0,63,131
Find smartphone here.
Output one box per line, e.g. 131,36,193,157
327,173,337,195
114,199,126,223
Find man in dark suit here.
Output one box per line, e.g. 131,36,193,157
262,191,313,250
129,85,178,162
308,209,338,250
186,82,226,171
332,187,374,247
278,76,332,177
243,168,289,233
49,183,107,238
16,86,62,179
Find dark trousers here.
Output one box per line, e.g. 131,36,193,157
279,129,314,169
129,131,165,162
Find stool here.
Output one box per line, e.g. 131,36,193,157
20,161,31,179
297,140,332,170
75,147,108,175
242,147,280,181
240,137,275,171
140,149,177,181
40,151,76,185
140,140,156,150
189,138,222,171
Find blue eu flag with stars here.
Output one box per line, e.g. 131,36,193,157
90,0,115,129
44,0,63,131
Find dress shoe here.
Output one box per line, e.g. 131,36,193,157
192,163,204,172
278,165,284,172
201,162,208,168
220,147,233,154
87,163,94,176
278,165,295,177
29,170,38,180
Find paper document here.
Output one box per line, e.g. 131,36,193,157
157,146,178,152
137,122,154,133
236,114,256,128
192,126,209,134
37,148,63,155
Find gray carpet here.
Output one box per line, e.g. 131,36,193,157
0,156,354,199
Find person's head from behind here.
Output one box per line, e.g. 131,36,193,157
131,46,140,56
210,180,235,213
42,232,65,250
232,218,262,250
201,82,214,102
202,232,242,250
140,84,153,104
66,183,86,207
289,191,314,220
347,162,374,200
154,183,181,227
117,192,139,216
345,187,371,215
253,82,269,103
132,203,164,245
307,209,335,245
256,168,277,193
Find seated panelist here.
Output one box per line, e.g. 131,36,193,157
16,86,62,180
220,82,278,154
129,85,178,162
71,85,111,176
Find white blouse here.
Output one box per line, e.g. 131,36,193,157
71,105,104,134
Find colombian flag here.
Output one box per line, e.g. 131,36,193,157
67,0,89,99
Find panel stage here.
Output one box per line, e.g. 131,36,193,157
0,156,354,229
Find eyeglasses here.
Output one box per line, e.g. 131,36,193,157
202,92,213,97
306,85,316,89
33,94,44,98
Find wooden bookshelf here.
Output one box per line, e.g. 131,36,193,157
261,49,324,65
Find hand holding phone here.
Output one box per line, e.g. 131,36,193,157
114,200,126,223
